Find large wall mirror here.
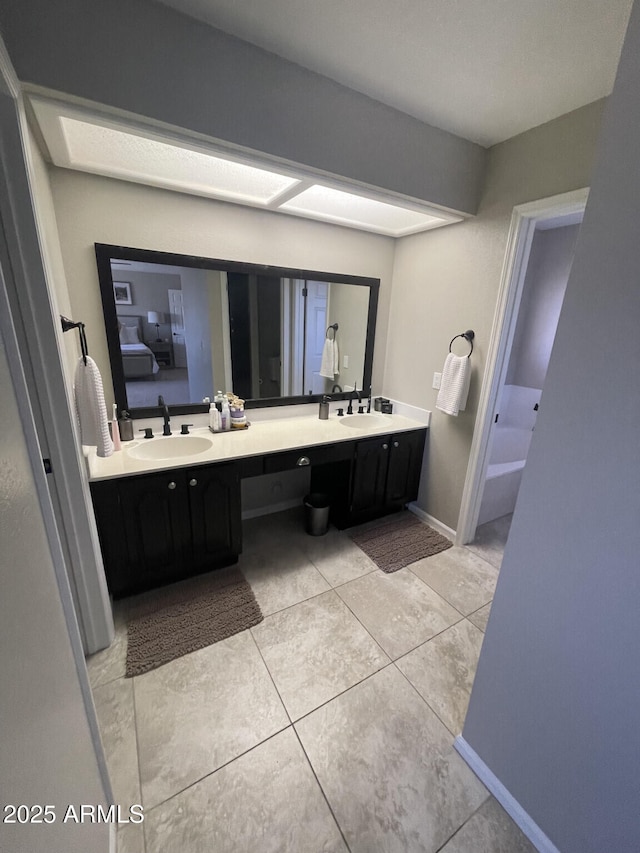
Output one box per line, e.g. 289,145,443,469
95,244,379,417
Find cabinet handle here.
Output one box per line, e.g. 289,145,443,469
296,456,311,466
189,478,198,487
382,444,388,450
393,441,399,448
167,481,177,490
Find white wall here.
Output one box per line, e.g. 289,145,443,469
1,0,485,214
47,167,396,410
0,318,108,853
384,99,604,530
506,223,579,389
462,2,640,850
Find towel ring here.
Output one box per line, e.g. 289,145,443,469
449,329,475,357
61,315,89,365
326,322,339,339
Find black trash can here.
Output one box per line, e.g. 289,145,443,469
303,492,330,536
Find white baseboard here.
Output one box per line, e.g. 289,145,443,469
242,498,302,520
408,503,455,540
454,736,560,853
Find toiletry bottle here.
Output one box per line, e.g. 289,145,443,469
220,396,231,431
319,395,331,420
209,402,220,433
111,404,122,451
118,410,134,441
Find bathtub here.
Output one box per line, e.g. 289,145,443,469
478,426,533,525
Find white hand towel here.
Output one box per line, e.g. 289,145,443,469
436,353,471,416
74,356,114,457
319,337,336,379
332,338,340,376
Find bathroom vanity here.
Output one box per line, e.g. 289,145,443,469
89,414,426,597
90,244,427,598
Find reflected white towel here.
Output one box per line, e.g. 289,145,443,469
74,356,114,457
436,353,471,416
319,337,339,379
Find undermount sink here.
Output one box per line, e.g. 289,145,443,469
338,414,388,429
126,434,214,461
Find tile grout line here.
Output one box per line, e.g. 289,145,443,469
247,625,294,728
291,725,353,853
406,560,496,621
392,658,468,742
332,570,468,661
130,675,147,853
139,725,294,818
433,799,489,853
291,661,396,727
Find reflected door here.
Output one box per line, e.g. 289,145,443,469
168,289,187,368
303,281,328,394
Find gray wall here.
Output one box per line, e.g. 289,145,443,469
384,99,604,529
114,269,181,342
326,282,370,393
0,321,108,852
506,223,579,389
462,3,640,850
180,267,215,401
0,0,485,214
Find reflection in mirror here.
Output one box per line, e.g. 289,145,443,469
96,245,379,416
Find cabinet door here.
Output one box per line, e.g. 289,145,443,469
350,436,391,518
385,430,426,508
91,480,130,597
119,471,191,593
188,463,242,570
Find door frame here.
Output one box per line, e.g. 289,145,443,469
0,37,113,811
456,188,588,545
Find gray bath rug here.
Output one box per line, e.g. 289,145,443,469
348,512,452,573
125,567,263,677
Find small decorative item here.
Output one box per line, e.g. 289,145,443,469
113,281,132,305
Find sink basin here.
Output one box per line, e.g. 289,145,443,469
338,414,388,429
127,434,214,461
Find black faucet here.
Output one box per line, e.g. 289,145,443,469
347,385,362,415
158,395,171,435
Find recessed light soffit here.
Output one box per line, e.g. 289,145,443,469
30,97,462,237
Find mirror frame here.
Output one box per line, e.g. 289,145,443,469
95,243,379,418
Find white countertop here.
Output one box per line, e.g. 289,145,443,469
87,412,428,482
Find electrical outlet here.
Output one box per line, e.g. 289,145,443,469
433,372,442,390
343,355,349,369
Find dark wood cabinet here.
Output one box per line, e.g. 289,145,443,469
347,429,426,526
188,463,241,570
350,436,391,518
90,427,426,596
119,469,192,592
91,461,241,597
385,431,425,508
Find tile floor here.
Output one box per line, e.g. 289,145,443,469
87,508,533,853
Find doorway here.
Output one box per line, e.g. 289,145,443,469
457,189,588,551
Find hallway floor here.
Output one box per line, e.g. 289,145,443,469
87,509,534,853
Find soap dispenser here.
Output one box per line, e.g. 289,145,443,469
118,410,134,442
319,395,331,420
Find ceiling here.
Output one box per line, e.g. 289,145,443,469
158,0,632,146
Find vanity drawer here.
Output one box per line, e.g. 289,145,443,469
264,441,354,474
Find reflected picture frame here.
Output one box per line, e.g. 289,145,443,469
113,281,132,305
